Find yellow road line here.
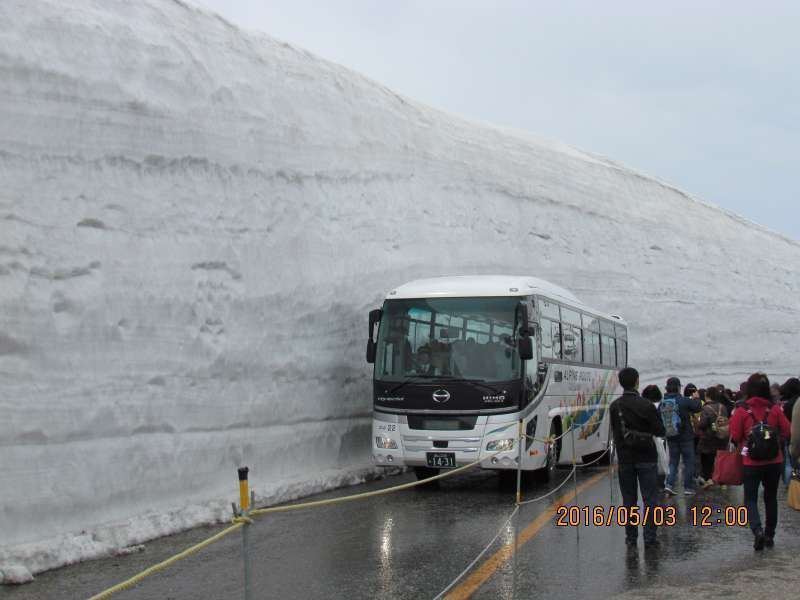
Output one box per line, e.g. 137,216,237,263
445,470,608,600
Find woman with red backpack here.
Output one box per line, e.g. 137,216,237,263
729,372,792,550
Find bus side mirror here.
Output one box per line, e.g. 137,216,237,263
518,336,533,361
366,308,382,364
518,301,529,329
516,301,533,360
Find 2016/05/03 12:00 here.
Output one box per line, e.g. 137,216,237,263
555,505,749,527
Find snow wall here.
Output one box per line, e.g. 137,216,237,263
1,0,799,579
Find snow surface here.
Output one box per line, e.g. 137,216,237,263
1,0,799,579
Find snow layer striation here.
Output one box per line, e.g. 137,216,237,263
1,0,799,579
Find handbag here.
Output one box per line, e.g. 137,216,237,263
789,470,800,511
713,443,744,485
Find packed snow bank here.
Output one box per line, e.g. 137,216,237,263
1,0,799,578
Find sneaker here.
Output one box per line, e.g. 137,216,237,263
664,486,677,496
701,479,714,489
684,489,696,496
765,536,775,548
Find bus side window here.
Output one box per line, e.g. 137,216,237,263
581,314,600,365
601,335,616,366
540,300,560,321
562,324,582,362
584,331,601,364
616,339,627,367
615,325,628,367
552,321,562,359
560,308,581,362
540,317,561,359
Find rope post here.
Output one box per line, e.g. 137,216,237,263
237,467,253,600
571,426,579,543
515,418,524,505
513,418,524,589
609,440,615,503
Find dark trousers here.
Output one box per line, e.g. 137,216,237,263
666,437,696,490
743,463,782,536
618,462,659,543
700,452,716,481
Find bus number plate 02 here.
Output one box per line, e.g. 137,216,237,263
426,452,456,468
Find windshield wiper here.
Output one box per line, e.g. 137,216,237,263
385,374,504,396
385,377,429,395
439,376,505,396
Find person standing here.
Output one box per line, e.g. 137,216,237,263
697,386,729,487
688,386,705,487
770,383,782,405
641,384,668,486
779,378,800,483
718,384,734,416
791,397,800,462
610,367,667,547
660,376,702,495
781,378,800,423
641,384,662,404
734,381,749,409
729,373,792,550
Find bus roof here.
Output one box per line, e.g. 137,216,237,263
386,275,626,325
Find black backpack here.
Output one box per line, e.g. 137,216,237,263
745,407,780,460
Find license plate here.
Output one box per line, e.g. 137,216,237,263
426,452,456,468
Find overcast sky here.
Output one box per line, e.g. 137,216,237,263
198,0,799,241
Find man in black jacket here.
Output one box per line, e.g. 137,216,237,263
610,367,667,548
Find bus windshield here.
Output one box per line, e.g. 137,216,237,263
374,297,523,383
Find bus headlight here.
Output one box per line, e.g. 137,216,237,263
375,436,398,449
486,438,515,452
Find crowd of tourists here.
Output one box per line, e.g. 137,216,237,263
610,369,800,550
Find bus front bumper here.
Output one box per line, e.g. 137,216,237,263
373,448,520,470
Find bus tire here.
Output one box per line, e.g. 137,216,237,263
533,419,562,483
413,466,440,481
583,441,612,467
596,439,613,466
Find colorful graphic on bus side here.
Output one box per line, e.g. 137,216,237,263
561,370,618,440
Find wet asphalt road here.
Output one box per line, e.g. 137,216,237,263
5,464,800,600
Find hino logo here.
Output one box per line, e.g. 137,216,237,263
432,389,451,403
483,394,507,403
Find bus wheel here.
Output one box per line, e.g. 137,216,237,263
534,421,561,483
596,439,613,466
413,467,440,481
583,440,612,467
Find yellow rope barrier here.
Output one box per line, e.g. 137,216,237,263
87,523,244,600
88,452,503,598
250,453,499,517
232,515,253,525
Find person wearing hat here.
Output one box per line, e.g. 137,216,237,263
660,376,702,495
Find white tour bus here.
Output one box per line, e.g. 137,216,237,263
365,275,628,481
